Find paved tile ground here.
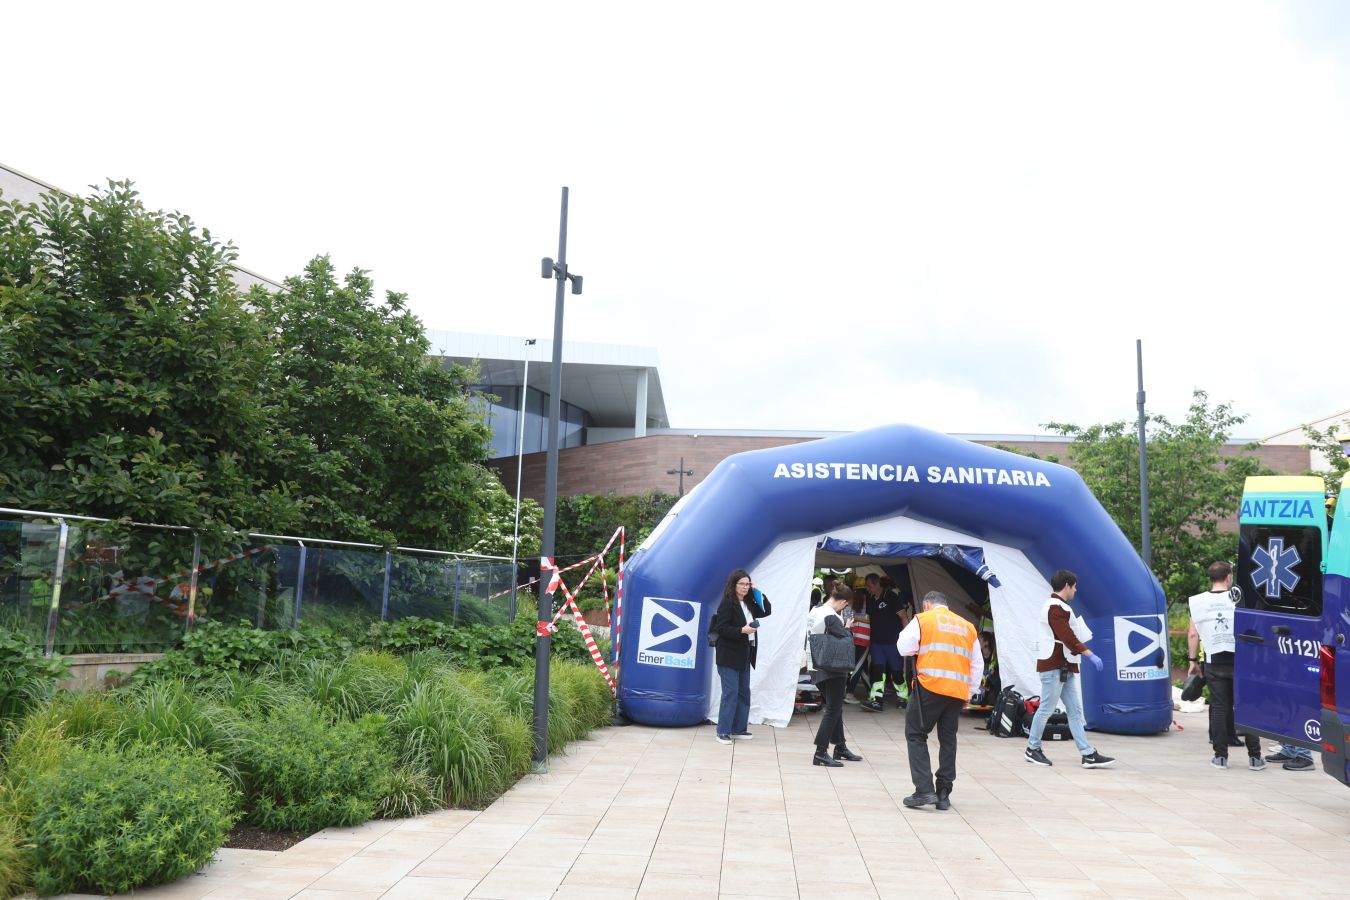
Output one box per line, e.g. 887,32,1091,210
56,703,1350,899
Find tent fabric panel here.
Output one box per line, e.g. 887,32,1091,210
816,538,1002,587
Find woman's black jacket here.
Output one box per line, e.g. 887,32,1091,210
710,592,773,669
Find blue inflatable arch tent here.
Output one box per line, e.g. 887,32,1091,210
617,424,1172,735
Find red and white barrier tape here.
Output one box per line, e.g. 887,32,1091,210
93,544,274,611
614,528,625,664
538,553,616,694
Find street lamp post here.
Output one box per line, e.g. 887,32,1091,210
1136,339,1152,568
509,338,537,614
533,187,583,772
666,457,694,498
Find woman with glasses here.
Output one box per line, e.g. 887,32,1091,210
710,568,773,744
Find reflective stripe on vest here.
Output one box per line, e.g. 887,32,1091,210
916,608,977,701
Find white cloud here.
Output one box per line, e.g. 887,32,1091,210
5,0,1348,437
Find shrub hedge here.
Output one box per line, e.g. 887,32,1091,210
0,613,615,898
28,743,237,896
244,703,390,832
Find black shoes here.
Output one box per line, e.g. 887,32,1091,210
1283,756,1314,771
902,792,938,809
1081,751,1116,769
833,747,863,762
813,750,844,768
1024,747,1052,767
935,791,951,811
860,699,884,713
1264,750,1293,763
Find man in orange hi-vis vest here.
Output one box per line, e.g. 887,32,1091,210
896,591,982,811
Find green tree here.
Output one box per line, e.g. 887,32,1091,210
1045,390,1268,603
0,180,529,559
0,181,297,529
460,466,542,558
1302,418,1350,497
249,257,497,548
554,491,677,561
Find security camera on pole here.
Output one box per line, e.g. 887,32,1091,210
532,187,583,773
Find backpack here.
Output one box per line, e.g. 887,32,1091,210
1021,695,1074,741
989,686,1026,738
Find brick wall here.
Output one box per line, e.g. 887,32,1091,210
486,434,1310,504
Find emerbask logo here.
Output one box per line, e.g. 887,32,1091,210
1113,614,1169,681
637,597,699,669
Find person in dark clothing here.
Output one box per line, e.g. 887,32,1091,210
897,591,982,810
808,584,864,767
861,573,911,711
709,568,772,744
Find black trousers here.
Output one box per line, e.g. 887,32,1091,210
814,675,847,751
905,683,964,795
1203,660,1259,758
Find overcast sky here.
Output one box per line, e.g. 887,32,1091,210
6,1,1349,439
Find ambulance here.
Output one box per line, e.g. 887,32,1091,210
1234,469,1350,787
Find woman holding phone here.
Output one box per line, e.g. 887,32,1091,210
808,584,864,766
710,568,773,744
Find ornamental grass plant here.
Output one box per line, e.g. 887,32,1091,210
0,614,614,897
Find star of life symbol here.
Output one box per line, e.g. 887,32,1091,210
1251,537,1301,599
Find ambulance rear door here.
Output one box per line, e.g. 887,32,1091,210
1234,477,1327,750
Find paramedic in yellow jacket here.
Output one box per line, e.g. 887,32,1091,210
897,591,982,811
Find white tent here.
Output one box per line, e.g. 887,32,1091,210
708,516,1051,728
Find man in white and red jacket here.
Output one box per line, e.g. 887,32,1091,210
1023,569,1116,770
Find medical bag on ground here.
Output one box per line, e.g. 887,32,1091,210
989,686,1026,738
1021,695,1073,741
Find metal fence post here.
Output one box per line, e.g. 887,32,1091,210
44,520,70,658
453,560,463,624
293,540,308,626
380,550,393,620
184,532,202,633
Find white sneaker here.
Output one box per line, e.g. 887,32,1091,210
715,734,732,745
843,696,860,705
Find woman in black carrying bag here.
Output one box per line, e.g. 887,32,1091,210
710,569,772,744
808,584,864,767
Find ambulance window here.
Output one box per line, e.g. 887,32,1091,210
1236,525,1322,616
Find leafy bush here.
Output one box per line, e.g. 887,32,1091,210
131,620,351,681
555,490,676,559
364,610,599,670
0,629,68,726
28,742,237,896
242,702,390,832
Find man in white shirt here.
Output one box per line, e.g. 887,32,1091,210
1188,560,1261,770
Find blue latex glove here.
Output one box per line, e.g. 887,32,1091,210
751,587,764,609
1087,653,1104,672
